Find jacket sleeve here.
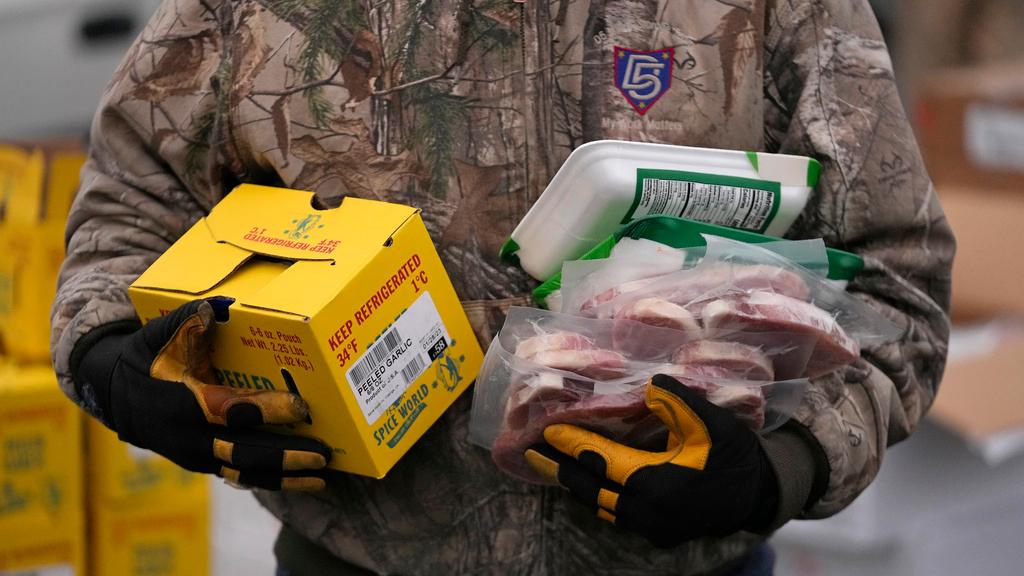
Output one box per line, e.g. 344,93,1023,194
762,0,956,519
51,1,236,422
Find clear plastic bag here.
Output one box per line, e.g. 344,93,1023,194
571,236,900,377
468,307,811,484
562,237,832,315
559,238,689,314
471,236,900,484
594,237,899,341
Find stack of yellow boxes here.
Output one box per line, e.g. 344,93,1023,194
86,421,210,576
0,141,88,575
0,141,211,575
0,141,82,363
0,365,86,575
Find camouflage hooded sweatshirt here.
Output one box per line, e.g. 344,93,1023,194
53,0,954,573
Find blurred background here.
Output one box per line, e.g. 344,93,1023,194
0,1,1022,574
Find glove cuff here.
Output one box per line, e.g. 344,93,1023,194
72,322,139,429
755,421,830,533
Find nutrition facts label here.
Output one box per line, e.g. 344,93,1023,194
629,169,781,233
346,291,449,424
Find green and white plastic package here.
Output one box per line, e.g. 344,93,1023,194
532,216,865,310
501,140,822,281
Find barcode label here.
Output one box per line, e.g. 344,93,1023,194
400,355,428,383
346,291,450,424
348,327,404,384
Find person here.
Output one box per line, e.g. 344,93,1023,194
52,1,955,574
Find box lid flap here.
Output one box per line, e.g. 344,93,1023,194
239,259,349,319
134,184,421,316
205,184,417,263
132,219,251,294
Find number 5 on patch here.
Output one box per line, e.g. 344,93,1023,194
614,46,674,116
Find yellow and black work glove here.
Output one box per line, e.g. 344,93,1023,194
524,374,779,548
74,300,331,491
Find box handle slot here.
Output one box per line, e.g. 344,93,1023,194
280,368,313,424
206,296,235,323
310,194,343,211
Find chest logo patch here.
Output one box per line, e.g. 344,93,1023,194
614,46,674,116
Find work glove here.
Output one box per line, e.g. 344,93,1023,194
524,374,779,547
75,300,331,491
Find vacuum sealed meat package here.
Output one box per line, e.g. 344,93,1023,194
570,236,900,376
468,307,811,484
471,235,900,485
561,236,829,315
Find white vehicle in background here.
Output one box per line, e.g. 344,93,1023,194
0,0,161,139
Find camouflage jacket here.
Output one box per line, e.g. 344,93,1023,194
53,0,954,574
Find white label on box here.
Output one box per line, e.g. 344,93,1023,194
346,291,450,424
965,103,1024,172
1,564,74,576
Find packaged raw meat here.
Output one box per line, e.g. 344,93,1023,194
701,291,859,378
670,340,775,381
615,297,701,332
559,234,830,315
559,237,688,313
531,215,862,310
583,236,899,348
471,236,898,485
468,307,811,484
514,331,596,360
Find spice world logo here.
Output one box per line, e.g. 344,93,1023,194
614,46,674,116
284,213,324,239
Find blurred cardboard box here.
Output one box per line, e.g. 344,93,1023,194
89,493,210,576
916,63,1024,193
0,140,85,364
937,185,1024,320
894,0,1024,101
0,533,84,575
927,183,1024,460
929,325,1024,462
920,51,1024,447
86,420,210,576
0,365,86,575
86,419,208,504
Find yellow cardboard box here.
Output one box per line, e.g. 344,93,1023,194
89,493,210,576
0,146,30,213
0,365,85,575
0,533,84,575
0,142,85,363
129,184,483,478
86,418,209,505
0,222,67,363
86,408,210,576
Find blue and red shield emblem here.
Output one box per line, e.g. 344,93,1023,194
614,46,674,116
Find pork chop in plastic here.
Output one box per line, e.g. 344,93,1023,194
701,291,859,377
